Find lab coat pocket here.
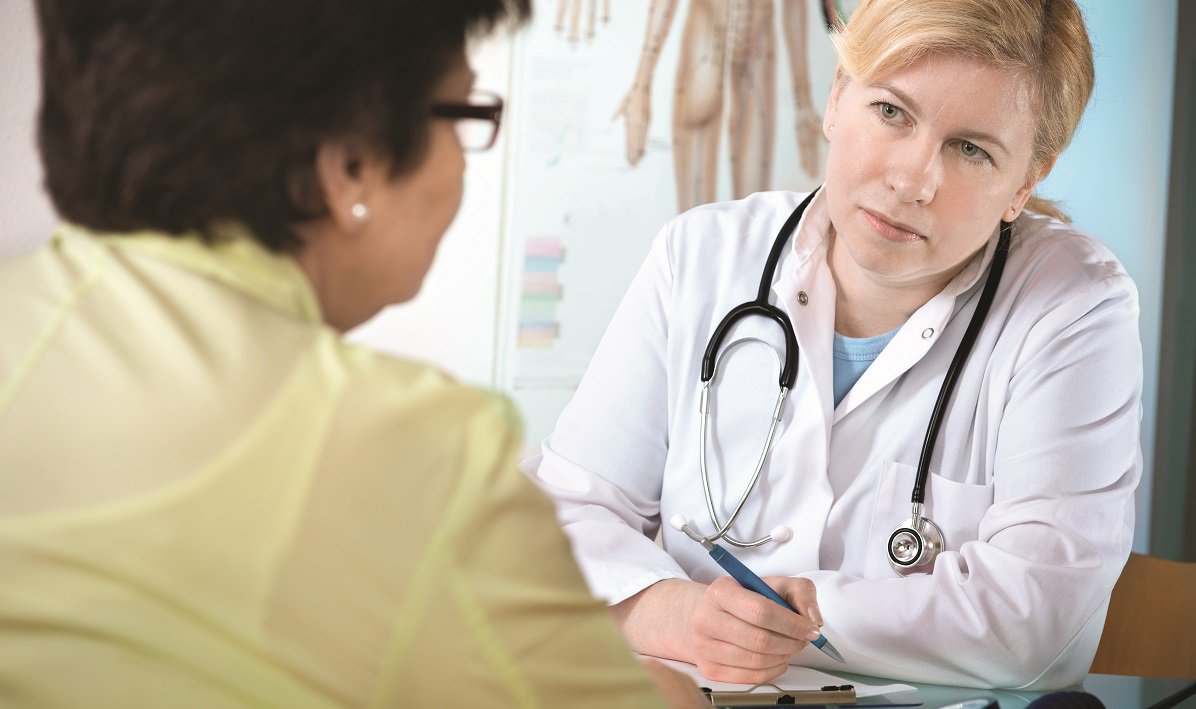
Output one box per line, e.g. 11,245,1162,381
869,461,995,576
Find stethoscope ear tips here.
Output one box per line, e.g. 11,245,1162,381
769,525,793,543
672,514,793,545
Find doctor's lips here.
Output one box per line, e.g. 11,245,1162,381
863,209,923,243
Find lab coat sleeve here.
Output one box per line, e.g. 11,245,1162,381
524,223,691,604
800,270,1142,690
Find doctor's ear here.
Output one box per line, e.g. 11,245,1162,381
1006,154,1060,221
314,140,383,234
823,66,848,140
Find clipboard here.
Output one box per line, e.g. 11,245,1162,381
641,655,918,705
702,682,857,706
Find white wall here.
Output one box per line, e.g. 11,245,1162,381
0,0,56,257
1036,0,1178,552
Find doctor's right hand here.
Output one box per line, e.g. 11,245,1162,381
611,577,824,685
687,575,824,683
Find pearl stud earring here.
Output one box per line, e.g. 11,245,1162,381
350,202,370,222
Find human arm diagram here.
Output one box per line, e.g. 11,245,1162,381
614,0,681,167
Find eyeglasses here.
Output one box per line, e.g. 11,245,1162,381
431,90,504,152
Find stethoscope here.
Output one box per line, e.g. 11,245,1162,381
679,187,1012,575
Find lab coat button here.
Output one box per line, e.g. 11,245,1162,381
922,328,935,339
798,291,809,305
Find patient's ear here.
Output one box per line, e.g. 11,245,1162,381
314,141,371,234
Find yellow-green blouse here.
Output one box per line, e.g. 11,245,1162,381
0,226,662,708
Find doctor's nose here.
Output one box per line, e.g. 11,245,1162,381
886,141,941,206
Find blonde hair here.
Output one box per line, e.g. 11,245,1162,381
829,0,1094,222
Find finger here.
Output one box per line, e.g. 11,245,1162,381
707,577,821,643
692,603,811,656
554,0,567,31
694,654,791,685
628,127,646,165
687,582,814,686
768,576,822,627
691,634,797,671
630,141,645,164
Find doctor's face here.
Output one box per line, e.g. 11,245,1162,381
821,54,1043,293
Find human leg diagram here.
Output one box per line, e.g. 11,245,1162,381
781,0,824,178
671,0,730,212
617,0,830,212
727,0,777,198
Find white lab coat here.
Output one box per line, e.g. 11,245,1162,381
525,190,1142,690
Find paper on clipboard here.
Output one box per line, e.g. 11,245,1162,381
646,657,916,698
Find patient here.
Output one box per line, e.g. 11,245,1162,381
0,1,704,706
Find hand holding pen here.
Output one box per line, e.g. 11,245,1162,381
670,515,845,684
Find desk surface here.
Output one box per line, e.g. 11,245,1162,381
837,671,1196,708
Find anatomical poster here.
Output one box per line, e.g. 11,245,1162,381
499,0,844,442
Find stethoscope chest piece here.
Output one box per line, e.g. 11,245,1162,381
887,507,945,575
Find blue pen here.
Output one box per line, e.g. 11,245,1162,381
670,514,846,664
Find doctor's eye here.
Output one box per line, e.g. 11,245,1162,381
870,101,906,124
957,140,992,164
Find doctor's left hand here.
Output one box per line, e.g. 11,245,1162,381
610,576,823,685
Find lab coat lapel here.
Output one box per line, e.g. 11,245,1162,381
832,229,1002,422
833,296,955,421
771,191,837,426
767,195,837,560
774,249,836,425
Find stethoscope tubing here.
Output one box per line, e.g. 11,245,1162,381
911,220,1012,505
698,340,790,547
699,189,818,389
694,186,1012,554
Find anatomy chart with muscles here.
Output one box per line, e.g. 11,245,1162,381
617,0,832,211
501,0,842,443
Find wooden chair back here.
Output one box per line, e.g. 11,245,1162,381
1090,553,1196,679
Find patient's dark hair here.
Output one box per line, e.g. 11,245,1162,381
34,0,530,252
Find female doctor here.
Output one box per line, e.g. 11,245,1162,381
526,0,1142,692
